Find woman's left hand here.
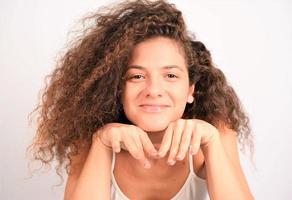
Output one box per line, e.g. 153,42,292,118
157,118,219,165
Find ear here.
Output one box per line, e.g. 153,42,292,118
187,84,195,104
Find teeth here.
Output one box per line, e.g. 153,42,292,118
141,105,164,112
144,106,161,112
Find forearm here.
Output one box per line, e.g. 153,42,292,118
71,138,112,200
202,134,254,200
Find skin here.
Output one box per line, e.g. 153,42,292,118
65,36,254,200
98,36,219,168
121,36,216,165
122,36,195,133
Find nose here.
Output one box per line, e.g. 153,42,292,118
143,76,164,98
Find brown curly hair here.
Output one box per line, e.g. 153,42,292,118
27,0,254,182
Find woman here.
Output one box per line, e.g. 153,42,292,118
28,0,254,199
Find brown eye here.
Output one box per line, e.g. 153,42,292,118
130,74,144,79
125,74,145,82
167,73,178,78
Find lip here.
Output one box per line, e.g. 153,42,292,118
139,104,170,113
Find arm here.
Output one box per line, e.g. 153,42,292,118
201,127,254,200
64,137,112,200
64,122,157,200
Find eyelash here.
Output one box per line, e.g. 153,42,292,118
127,73,179,80
167,74,178,78
128,74,144,80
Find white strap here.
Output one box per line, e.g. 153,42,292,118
189,153,194,173
111,151,116,172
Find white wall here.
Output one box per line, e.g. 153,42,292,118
1,0,291,199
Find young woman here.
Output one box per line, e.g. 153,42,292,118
28,0,254,199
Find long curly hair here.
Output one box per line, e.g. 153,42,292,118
27,0,254,182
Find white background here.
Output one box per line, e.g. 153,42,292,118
1,0,291,199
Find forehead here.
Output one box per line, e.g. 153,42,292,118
127,37,187,71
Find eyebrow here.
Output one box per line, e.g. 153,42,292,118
127,65,185,72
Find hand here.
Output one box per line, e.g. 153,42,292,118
92,123,158,168
157,119,219,165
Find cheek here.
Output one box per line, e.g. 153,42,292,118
122,86,138,109
171,84,189,102
123,85,137,100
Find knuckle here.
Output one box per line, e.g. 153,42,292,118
130,125,139,132
196,123,203,130
108,126,117,134
141,129,148,137
186,119,192,125
120,126,127,133
130,125,136,132
178,119,184,125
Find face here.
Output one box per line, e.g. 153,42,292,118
122,37,194,132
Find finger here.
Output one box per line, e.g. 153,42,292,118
132,131,145,158
121,130,140,158
176,120,193,160
131,129,152,167
190,123,202,155
139,130,158,157
122,128,151,169
111,130,122,153
157,122,174,157
168,119,185,165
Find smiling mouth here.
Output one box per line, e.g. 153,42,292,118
139,105,170,113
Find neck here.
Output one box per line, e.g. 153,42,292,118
146,129,167,146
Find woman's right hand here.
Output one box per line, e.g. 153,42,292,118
92,123,158,168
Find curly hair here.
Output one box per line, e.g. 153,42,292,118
27,0,254,182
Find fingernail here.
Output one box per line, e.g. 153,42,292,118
176,155,183,160
144,162,151,169
168,159,175,165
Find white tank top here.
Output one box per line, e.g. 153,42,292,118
110,151,210,200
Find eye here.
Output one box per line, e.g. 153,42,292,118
166,73,178,79
130,74,144,79
126,74,145,81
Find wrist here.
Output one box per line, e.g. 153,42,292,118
201,131,220,153
93,136,113,152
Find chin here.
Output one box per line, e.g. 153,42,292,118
134,120,169,132
140,125,167,132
